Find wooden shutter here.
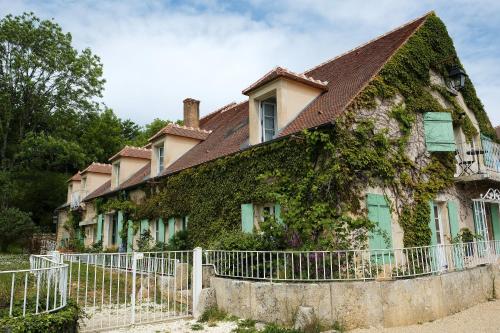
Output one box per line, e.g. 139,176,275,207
96,214,103,242
127,220,134,252
157,218,165,242
241,204,254,233
168,217,175,240
491,204,500,242
447,201,460,239
424,112,456,152
274,204,283,224
140,220,149,234
367,194,393,250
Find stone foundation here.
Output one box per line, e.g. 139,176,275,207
211,264,500,330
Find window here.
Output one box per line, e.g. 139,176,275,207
433,204,444,245
155,220,160,241
261,205,275,222
113,162,120,187
260,97,277,142
82,177,87,191
111,213,118,245
182,216,188,231
156,145,165,174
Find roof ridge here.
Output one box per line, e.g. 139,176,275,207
170,123,213,133
302,11,434,75
200,102,239,121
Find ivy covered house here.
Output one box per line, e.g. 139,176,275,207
55,12,500,255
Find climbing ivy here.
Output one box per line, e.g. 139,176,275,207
89,14,493,250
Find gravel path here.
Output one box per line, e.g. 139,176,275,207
101,299,500,333
350,299,500,333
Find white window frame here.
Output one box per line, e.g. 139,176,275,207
260,100,277,142
433,203,445,245
156,144,165,175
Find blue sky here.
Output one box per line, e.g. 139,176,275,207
1,0,499,126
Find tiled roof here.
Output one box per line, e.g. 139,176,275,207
84,180,111,201
67,172,81,182
84,162,151,201
280,14,428,136
83,13,431,198
242,67,328,95
149,123,212,142
81,163,112,175
109,146,151,162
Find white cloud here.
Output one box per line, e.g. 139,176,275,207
0,0,499,127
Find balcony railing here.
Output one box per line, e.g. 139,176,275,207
455,134,500,178
69,190,87,209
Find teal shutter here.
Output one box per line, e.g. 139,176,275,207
447,201,460,239
274,204,283,224
117,211,124,247
96,214,103,242
367,194,392,249
76,228,83,241
168,217,175,240
127,220,134,252
491,204,500,242
157,218,165,242
140,220,149,234
241,204,254,233
423,112,456,152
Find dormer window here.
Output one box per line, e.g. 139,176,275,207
156,145,165,175
260,97,277,142
82,177,87,191
113,162,120,187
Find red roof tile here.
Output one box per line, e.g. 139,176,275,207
109,146,151,162
242,67,328,95
67,172,81,182
81,163,112,175
280,14,428,136
149,123,212,142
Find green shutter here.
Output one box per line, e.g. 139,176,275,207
168,217,175,240
76,228,83,241
127,220,134,252
367,194,393,263
117,211,124,247
140,220,149,234
491,204,500,242
429,201,437,246
158,218,165,242
423,112,456,152
447,201,460,239
274,204,283,224
96,214,103,242
241,204,254,233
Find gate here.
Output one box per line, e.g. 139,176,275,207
61,249,202,332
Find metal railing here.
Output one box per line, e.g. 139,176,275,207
61,250,198,332
455,136,500,177
70,190,88,209
0,252,68,318
204,240,500,282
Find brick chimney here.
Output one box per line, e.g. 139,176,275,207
183,98,200,128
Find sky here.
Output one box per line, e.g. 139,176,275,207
1,0,499,127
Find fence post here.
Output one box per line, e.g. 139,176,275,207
192,247,203,318
131,252,141,325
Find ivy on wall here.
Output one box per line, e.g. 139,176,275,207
87,14,492,250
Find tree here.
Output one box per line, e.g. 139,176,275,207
0,12,105,168
0,207,37,252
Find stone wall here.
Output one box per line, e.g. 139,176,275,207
211,264,499,330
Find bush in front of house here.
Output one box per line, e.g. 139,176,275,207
0,300,81,333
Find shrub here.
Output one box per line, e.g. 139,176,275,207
0,300,81,333
0,208,37,252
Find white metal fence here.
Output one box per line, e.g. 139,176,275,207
204,240,500,282
0,252,68,318
60,250,201,332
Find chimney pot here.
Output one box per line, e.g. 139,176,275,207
183,98,200,128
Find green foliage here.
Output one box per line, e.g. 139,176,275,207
198,307,229,323
450,227,480,243
0,300,81,333
136,229,154,252
0,207,36,252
